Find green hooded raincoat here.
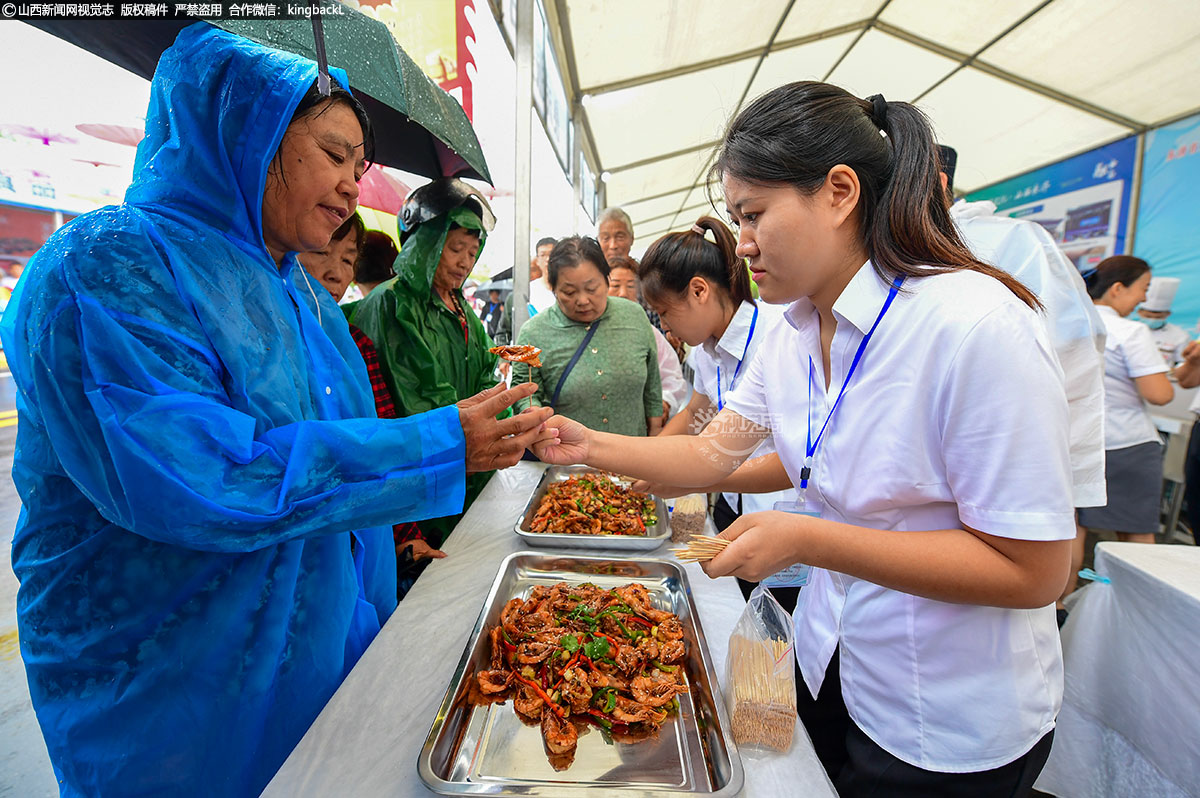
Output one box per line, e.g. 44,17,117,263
349,207,503,545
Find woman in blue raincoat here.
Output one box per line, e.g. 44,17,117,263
0,24,549,797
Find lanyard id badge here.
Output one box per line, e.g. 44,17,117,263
760,500,814,588
715,305,759,411
799,275,903,499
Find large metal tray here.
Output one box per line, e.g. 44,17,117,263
417,552,744,796
514,466,671,552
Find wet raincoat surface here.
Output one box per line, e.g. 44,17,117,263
0,25,466,797
348,207,502,545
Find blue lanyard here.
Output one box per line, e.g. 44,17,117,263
715,305,759,410
801,275,903,488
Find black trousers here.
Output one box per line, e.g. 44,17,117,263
1183,420,1200,545
799,649,1055,797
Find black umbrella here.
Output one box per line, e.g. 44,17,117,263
30,17,491,183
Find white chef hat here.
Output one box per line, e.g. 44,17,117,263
1143,277,1181,312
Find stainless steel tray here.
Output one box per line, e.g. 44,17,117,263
514,466,671,552
417,552,744,796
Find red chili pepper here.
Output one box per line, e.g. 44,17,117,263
539,661,549,689
594,631,621,649
575,651,611,677
551,650,582,691
625,615,653,629
514,673,565,718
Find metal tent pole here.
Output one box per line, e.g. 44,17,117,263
511,0,534,338
572,106,584,232
1126,133,1146,255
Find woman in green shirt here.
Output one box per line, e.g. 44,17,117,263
513,236,663,436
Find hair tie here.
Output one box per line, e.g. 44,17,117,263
691,224,705,236
866,94,889,132
1080,267,1099,281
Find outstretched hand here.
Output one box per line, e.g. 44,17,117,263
1183,339,1200,365
457,383,554,473
700,510,810,582
531,414,590,465
629,479,695,499
403,539,447,562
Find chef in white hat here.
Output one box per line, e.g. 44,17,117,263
1139,276,1191,365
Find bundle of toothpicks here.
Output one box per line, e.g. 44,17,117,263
669,534,729,562
728,633,796,752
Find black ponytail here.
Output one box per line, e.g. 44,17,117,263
638,216,752,309
1084,255,1149,299
711,81,1039,309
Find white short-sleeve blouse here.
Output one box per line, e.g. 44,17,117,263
725,262,1075,772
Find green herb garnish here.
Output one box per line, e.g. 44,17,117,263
583,636,610,660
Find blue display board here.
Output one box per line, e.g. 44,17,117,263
966,136,1138,274
1134,112,1200,334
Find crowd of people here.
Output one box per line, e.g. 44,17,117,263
3,26,1196,798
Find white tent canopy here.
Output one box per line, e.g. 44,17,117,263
531,0,1200,248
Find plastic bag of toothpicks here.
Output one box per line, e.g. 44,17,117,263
725,585,796,753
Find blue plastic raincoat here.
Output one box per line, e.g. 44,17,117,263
0,24,466,797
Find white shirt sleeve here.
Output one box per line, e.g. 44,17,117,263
1122,324,1170,379
653,327,692,414
723,324,775,432
685,346,716,404
937,302,1076,541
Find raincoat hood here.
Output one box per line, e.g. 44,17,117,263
396,205,488,295
126,22,351,256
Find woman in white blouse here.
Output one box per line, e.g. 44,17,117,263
1078,255,1172,545
534,82,1074,796
636,216,799,605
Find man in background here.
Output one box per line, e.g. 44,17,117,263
597,206,635,264
479,286,506,340
528,235,557,314
939,144,1107,624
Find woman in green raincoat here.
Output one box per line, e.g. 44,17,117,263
349,179,504,546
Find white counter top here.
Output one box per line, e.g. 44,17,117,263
1036,543,1200,798
263,462,837,797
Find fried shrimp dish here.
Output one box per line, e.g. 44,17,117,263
489,344,542,367
476,582,688,767
530,474,658,536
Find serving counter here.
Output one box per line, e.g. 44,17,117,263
1035,542,1200,798
263,462,837,797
